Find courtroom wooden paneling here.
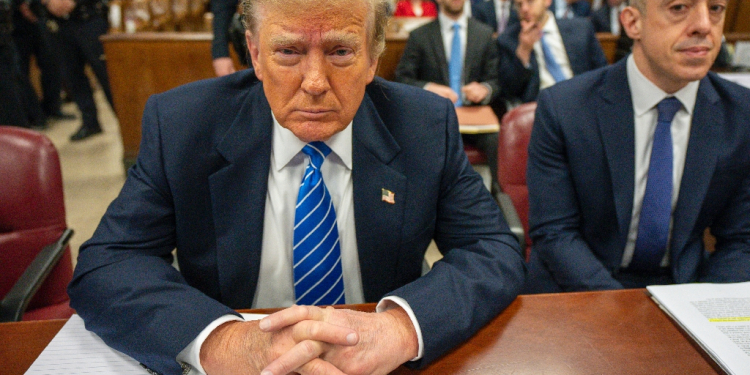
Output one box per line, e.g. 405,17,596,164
102,32,219,167
725,0,750,33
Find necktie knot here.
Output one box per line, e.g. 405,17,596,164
452,22,460,32
657,97,682,124
302,142,331,170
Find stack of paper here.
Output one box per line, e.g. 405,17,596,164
647,282,750,375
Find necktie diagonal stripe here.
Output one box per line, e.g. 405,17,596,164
293,141,345,305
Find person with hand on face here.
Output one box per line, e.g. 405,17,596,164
68,0,526,374
496,0,606,103
524,0,750,294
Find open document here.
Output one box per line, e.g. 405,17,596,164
25,313,266,374
647,282,750,375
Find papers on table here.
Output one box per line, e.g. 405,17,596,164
455,106,500,134
25,313,267,374
647,282,750,375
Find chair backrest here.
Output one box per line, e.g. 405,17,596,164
0,126,74,320
497,102,536,259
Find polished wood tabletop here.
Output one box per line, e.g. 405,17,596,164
0,289,722,375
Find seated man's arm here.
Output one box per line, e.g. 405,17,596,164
497,30,535,102
385,100,526,367
699,169,750,283
463,35,500,105
527,89,623,291
393,35,430,89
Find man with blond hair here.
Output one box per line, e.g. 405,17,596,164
524,0,750,293
68,0,526,373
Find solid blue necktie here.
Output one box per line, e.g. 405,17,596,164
540,33,566,83
630,97,682,272
449,22,463,107
293,142,345,305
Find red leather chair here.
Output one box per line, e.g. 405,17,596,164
497,102,536,259
0,126,75,322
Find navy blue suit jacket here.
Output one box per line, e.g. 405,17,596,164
471,0,519,33
527,58,750,291
68,71,525,374
496,17,607,103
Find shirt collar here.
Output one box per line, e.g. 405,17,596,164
541,11,558,34
626,54,699,117
439,11,468,32
272,114,353,171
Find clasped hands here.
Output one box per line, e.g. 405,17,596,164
200,304,419,375
425,82,489,105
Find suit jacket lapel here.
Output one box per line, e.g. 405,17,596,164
558,20,581,75
597,59,635,241
209,82,273,308
351,91,407,301
670,77,721,275
429,20,451,85
464,20,482,81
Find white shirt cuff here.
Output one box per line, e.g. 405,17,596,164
176,314,245,375
376,296,425,361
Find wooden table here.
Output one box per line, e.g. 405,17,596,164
0,289,722,374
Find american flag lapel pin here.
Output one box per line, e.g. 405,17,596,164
381,188,395,204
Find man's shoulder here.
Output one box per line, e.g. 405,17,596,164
540,62,615,101
409,19,441,38
497,23,521,48
468,17,495,38
706,72,750,103
557,16,595,36
154,69,260,106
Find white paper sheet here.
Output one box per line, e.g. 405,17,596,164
647,282,750,375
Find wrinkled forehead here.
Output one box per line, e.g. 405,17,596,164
255,0,371,33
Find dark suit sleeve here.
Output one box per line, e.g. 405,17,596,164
475,28,501,104
68,95,238,375
388,99,526,367
394,31,431,89
527,89,623,291
699,168,750,282
496,32,536,103
210,0,238,59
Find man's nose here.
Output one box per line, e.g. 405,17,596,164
301,53,330,96
688,3,713,37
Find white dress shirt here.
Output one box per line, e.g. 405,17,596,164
439,11,468,75
534,13,574,90
177,116,425,374
621,55,700,268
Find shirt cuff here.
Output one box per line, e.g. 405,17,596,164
376,296,424,361
176,314,245,375
479,82,493,105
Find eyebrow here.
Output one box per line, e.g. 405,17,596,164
268,31,361,48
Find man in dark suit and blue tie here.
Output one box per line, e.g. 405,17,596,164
395,0,502,185
497,0,607,104
524,0,750,293
67,0,526,373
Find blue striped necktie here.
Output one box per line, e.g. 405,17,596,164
293,142,345,305
540,33,566,83
630,97,682,272
449,22,463,107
